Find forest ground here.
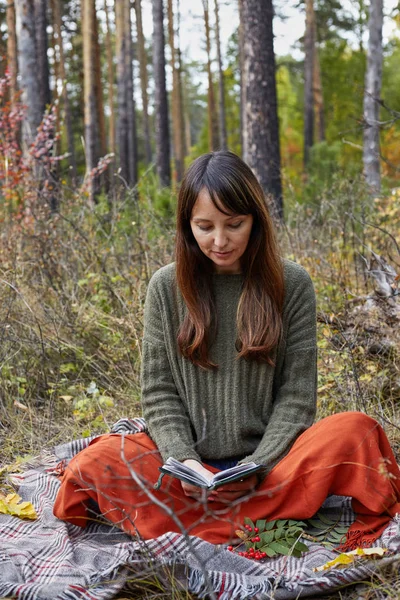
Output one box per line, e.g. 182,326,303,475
0,178,399,599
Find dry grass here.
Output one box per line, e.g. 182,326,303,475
1,180,399,599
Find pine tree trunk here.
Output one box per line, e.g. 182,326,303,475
214,0,227,150
15,0,43,147
303,0,314,168
93,2,106,158
152,0,171,187
34,0,51,112
82,0,101,200
363,0,383,192
202,0,219,151
124,0,138,187
6,0,18,103
104,0,115,156
52,0,77,181
238,0,245,158
50,0,61,179
115,0,128,181
134,0,152,165
312,8,325,142
184,108,191,154
242,0,283,220
168,0,185,182
175,0,186,158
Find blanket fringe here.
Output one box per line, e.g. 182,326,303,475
337,529,380,552
187,566,272,600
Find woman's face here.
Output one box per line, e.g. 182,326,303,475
190,188,253,274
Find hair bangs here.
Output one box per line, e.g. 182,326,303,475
203,168,253,217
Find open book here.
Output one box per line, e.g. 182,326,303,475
154,456,262,490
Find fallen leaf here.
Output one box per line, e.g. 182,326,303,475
314,547,387,572
0,492,37,520
14,401,28,411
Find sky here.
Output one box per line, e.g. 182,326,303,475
140,0,400,68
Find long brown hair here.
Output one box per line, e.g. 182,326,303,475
175,151,284,369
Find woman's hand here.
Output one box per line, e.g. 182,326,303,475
181,460,258,503
212,474,259,503
181,459,215,500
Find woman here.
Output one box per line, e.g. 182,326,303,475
54,151,400,548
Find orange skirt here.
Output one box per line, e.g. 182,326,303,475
53,412,400,548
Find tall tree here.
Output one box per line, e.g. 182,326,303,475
104,0,115,157
15,0,42,147
82,0,101,199
34,0,51,112
115,0,128,181
363,0,383,192
116,0,138,186
134,0,152,165
52,0,77,181
168,0,185,182
238,0,245,156
93,1,106,158
6,0,18,103
152,0,171,187
124,0,138,186
312,6,325,143
202,0,219,150
241,0,282,219
303,0,315,168
214,0,227,149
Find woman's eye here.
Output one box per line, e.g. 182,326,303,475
198,225,212,232
229,222,243,229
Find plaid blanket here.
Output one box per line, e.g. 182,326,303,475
1,418,400,600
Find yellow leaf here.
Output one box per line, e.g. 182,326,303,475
314,553,355,571
353,547,386,557
59,395,73,402
314,547,387,572
235,529,248,540
0,492,37,520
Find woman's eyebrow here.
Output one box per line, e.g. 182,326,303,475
192,215,243,222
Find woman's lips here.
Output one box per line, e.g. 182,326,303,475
213,250,233,258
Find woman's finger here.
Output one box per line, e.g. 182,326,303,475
215,474,258,493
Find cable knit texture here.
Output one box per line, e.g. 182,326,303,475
141,259,317,474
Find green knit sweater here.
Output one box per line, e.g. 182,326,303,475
141,259,317,474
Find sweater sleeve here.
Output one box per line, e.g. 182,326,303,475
239,265,317,473
140,271,201,464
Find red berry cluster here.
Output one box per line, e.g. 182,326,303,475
226,524,267,561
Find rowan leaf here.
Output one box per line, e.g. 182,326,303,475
307,519,328,530
244,517,255,529
269,541,291,555
316,512,335,525
295,540,309,553
260,531,274,544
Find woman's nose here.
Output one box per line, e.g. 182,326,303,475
213,229,228,248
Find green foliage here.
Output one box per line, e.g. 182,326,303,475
237,517,309,558
276,58,304,178
306,512,350,548
235,514,350,559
